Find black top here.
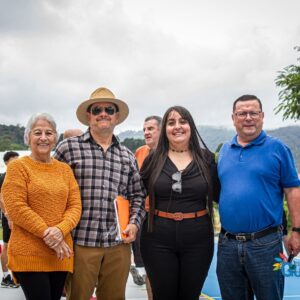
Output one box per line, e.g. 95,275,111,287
145,156,219,213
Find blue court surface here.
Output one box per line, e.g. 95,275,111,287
201,246,300,299
0,241,299,299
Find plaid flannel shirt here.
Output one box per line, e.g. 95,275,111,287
53,130,146,247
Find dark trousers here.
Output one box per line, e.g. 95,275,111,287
2,214,11,243
132,223,144,267
141,215,214,300
14,271,67,300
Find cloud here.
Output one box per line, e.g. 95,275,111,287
0,0,299,134
0,0,70,35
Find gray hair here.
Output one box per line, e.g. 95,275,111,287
24,113,58,146
144,115,162,128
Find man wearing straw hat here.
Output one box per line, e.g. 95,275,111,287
54,87,146,300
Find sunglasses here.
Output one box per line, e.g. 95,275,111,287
90,106,116,116
172,171,182,193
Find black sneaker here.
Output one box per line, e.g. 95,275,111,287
1,275,20,288
130,266,145,286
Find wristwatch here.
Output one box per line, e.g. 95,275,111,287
292,227,300,233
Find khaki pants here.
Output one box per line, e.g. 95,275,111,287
66,244,131,300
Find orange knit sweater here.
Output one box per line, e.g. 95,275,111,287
2,156,82,273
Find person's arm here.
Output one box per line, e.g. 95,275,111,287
282,209,288,235
285,186,300,256
281,208,289,252
43,166,82,246
122,155,146,243
54,166,82,236
128,156,147,226
2,161,48,238
210,158,220,203
53,140,69,164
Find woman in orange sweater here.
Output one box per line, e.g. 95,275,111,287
2,113,82,300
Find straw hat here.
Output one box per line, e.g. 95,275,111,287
76,87,129,126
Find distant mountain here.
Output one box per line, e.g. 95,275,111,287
118,125,300,170
196,126,234,151
0,123,299,170
118,130,144,141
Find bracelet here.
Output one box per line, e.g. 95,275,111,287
292,227,300,233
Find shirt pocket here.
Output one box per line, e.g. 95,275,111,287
111,160,132,195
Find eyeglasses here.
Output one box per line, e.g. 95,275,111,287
234,111,262,120
90,106,116,116
172,171,182,193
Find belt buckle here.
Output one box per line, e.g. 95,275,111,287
235,234,247,241
173,212,184,221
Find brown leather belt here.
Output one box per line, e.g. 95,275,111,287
154,209,208,221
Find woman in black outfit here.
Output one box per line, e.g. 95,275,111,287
140,106,219,300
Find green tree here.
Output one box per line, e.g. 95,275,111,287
0,136,12,151
121,138,145,153
0,124,27,150
275,46,300,121
9,143,28,150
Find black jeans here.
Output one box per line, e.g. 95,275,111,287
14,271,67,300
1,214,11,243
132,222,145,267
141,214,214,300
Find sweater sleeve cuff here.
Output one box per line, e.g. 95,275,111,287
56,222,71,237
36,224,49,238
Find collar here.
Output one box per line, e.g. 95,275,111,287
81,129,120,146
230,130,267,148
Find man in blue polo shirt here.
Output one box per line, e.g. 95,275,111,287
217,94,300,300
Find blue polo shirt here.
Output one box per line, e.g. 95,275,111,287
218,130,300,233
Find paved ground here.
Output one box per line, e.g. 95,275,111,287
0,270,214,300
0,269,148,300
1,242,300,299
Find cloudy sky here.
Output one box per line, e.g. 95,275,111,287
0,0,299,135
